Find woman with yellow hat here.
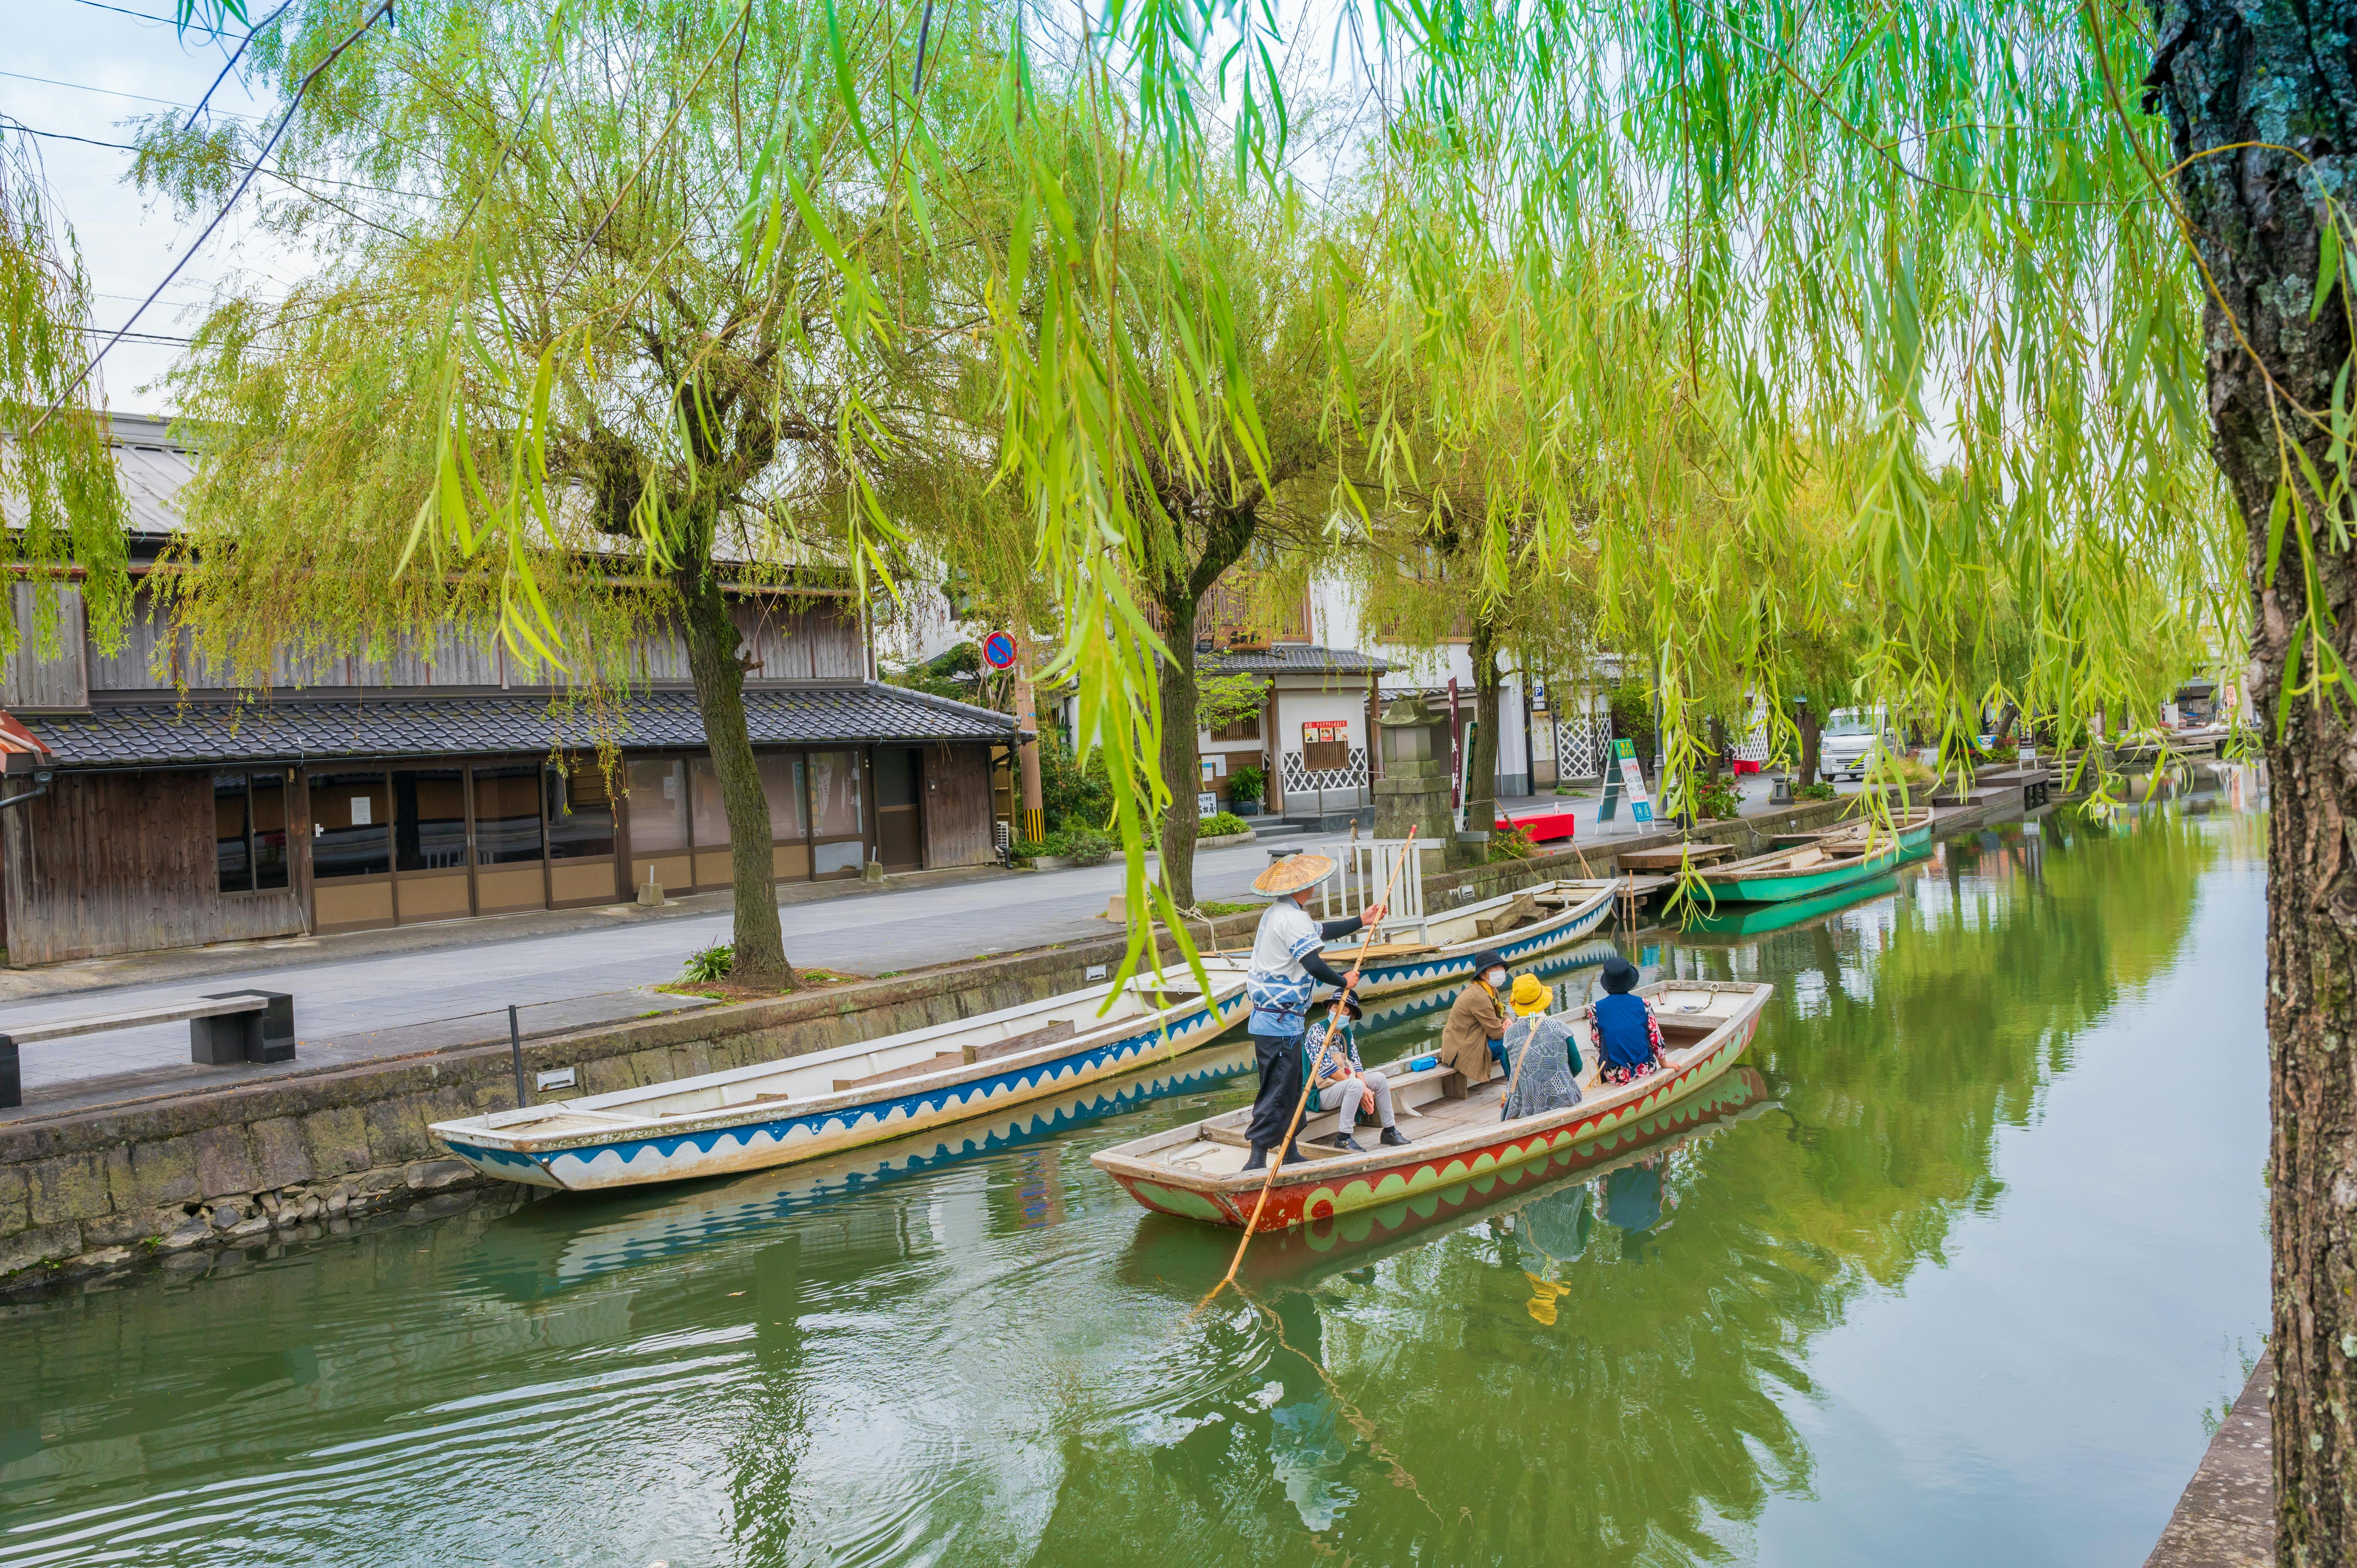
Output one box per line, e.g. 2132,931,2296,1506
1498,973,1586,1121
1238,851,1389,1171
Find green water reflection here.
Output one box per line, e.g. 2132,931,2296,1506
0,776,2269,1567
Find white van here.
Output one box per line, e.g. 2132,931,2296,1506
1818,709,1897,782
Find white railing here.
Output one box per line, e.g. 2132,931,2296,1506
1311,835,1443,923
1731,722,1772,763
1280,747,1368,795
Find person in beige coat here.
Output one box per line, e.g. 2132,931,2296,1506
1439,949,1512,1083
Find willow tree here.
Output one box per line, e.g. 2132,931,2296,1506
135,0,1023,986
0,137,128,670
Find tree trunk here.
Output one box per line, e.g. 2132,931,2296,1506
1157,620,1203,909
678,563,795,988
1707,715,1729,782
1796,704,1824,785
1452,611,1505,869
1150,505,1258,911
2154,5,2357,1558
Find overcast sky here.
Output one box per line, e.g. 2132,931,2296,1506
5,0,300,414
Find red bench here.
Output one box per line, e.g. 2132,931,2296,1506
1496,808,1578,843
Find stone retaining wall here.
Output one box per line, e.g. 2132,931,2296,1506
0,791,1873,1292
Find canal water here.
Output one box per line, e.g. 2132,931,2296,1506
3,777,2268,1566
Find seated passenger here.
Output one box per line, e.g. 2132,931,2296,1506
1439,950,1512,1083
1591,955,1667,1084
1500,974,1585,1121
1306,997,1412,1152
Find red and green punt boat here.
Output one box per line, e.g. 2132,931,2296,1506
1091,979,1772,1231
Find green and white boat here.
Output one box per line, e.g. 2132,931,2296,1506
1769,805,1934,853
1693,835,1905,904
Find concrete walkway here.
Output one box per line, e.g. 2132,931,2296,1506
0,769,1824,1120
2146,1355,2272,1566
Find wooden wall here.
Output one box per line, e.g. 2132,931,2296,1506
2,585,91,711
74,588,864,697
922,745,997,869
0,769,306,968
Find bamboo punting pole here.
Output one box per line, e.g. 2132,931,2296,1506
1198,826,1418,1311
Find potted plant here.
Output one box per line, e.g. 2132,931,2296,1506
1226,764,1265,816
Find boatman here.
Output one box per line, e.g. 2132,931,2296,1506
1240,851,1387,1172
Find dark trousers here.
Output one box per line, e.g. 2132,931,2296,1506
1247,1031,1306,1150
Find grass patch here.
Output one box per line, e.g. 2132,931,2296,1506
1197,899,1259,916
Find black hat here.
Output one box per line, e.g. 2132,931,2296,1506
1334,994,1364,1020
1472,950,1509,976
1601,955,1641,994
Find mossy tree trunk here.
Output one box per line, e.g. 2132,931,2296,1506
1451,610,1505,869
2152,2,2357,1558
1149,505,1258,910
678,556,794,987
1795,703,1824,786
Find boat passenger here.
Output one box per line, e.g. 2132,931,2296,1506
1240,852,1389,1172
1306,997,1412,1152
1592,955,1667,1083
1499,975,1585,1121
1438,950,1511,1084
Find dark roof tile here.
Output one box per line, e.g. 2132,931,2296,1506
22,684,1016,769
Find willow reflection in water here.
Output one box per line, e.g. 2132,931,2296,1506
0,791,2264,1567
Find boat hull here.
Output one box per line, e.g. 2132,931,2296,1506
1686,872,1901,936
436,988,1250,1193
1349,882,1614,997
1696,843,1902,904
1104,1010,1762,1231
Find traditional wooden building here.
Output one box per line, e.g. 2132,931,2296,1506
0,418,1017,967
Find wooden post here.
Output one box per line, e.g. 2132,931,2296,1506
1012,669,1045,844
509,1004,528,1109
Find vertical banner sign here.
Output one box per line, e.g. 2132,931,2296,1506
1613,738,1653,825
1456,719,1481,830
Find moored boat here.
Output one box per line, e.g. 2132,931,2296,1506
431,961,1251,1192
1091,978,1771,1231
1684,871,1901,936
1693,835,1903,904
1769,805,1934,852
1343,878,1618,997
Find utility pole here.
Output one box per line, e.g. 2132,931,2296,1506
1013,667,1046,843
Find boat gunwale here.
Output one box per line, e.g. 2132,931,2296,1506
431,962,1250,1154
1358,880,1615,977
1088,979,1770,1198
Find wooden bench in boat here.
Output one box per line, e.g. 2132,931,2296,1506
828,1019,1088,1092
0,989,295,1109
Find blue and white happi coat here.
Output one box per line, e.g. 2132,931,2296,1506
1246,899,1325,1037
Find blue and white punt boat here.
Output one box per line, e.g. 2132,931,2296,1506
1345,879,1619,998
429,961,1250,1192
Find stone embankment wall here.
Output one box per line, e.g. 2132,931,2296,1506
0,791,1886,1292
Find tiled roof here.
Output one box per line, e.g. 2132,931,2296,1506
1200,645,1389,675
21,684,1016,769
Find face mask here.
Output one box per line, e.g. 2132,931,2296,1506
1485,969,1507,987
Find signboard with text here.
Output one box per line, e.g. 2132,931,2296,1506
1613,738,1653,825
1301,720,1346,744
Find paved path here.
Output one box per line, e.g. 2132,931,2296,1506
0,771,1817,1118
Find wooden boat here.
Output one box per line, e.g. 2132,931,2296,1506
1692,833,1906,904
1769,805,1934,852
1343,879,1618,998
471,1039,1268,1300
1114,1065,1775,1292
1684,871,1901,936
1092,978,1772,1231
430,961,1251,1192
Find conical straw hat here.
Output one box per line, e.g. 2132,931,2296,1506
1251,851,1337,896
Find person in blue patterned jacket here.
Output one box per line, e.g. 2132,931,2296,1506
1240,852,1387,1171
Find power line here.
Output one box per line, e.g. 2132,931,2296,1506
6,120,421,196
66,0,231,35
0,67,265,120
76,326,196,345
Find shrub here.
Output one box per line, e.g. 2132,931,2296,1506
1487,824,1539,862
1037,733,1112,833
1226,764,1265,806
1606,683,1654,746
1063,824,1116,865
1199,810,1251,837
1691,779,1744,820
1867,753,1940,793
682,943,735,983
1795,780,1839,801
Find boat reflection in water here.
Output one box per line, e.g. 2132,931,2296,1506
1117,1065,1774,1295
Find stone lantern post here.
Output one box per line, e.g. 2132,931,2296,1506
1374,693,1454,843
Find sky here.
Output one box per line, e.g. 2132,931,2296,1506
5,0,303,414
